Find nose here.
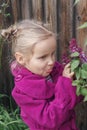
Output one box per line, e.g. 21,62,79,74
48,57,55,66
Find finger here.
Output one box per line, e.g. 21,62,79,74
69,72,74,77
64,66,71,73
64,63,71,68
64,69,70,75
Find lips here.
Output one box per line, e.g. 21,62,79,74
46,68,53,73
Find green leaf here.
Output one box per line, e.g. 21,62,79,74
71,59,80,71
84,39,87,46
82,63,87,71
0,94,8,98
76,85,81,96
74,0,80,5
7,119,22,125
70,52,79,57
4,13,10,18
1,3,8,8
72,81,77,86
0,121,7,127
81,69,87,79
0,10,2,14
80,88,87,96
84,84,87,87
74,67,81,80
72,80,80,86
78,22,87,29
83,95,87,102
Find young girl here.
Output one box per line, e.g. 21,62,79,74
1,20,82,130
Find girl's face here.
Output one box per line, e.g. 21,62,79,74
25,36,57,77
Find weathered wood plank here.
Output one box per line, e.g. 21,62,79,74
44,0,53,30
10,0,18,22
21,0,31,19
44,0,57,32
32,0,43,21
76,0,87,49
59,0,73,57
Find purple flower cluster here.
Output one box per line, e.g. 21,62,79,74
61,53,70,65
62,38,87,65
69,39,82,53
69,39,87,63
80,52,87,63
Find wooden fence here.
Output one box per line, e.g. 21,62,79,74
0,0,87,129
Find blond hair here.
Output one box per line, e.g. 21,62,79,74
1,20,53,58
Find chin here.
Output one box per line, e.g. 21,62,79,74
43,74,50,77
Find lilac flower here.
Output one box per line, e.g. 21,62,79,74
69,39,87,63
69,39,82,53
80,52,87,63
62,38,87,65
61,53,70,66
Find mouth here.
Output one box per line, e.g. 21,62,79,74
46,68,53,73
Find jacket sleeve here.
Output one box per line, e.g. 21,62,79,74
12,76,77,129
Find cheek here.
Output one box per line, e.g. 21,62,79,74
39,61,47,68
35,62,47,73
29,58,47,72
31,60,42,70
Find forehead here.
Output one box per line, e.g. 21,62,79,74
33,36,56,54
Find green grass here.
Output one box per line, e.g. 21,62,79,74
0,106,29,130
0,94,29,130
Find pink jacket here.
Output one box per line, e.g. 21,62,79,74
11,62,81,130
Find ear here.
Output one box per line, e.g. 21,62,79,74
15,52,25,65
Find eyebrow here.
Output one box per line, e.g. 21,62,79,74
38,50,56,57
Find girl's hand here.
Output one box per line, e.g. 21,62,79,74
62,63,74,79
